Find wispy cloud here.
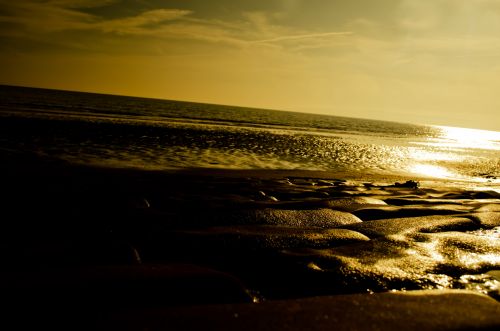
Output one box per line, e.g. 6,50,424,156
0,2,353,52
96,9,192,34
252,31,353,44
0,1,97,32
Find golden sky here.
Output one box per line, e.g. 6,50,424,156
1,0,500,131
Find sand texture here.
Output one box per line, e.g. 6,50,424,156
0,156,499,329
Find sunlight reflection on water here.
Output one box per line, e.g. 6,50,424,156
406,125,500,182
427,126,500,151
409,164,456,179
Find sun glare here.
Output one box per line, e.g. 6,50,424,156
409,164,456,179
434,126,500,151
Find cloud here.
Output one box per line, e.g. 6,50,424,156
0,1,191,35
0,1,97,32
252,31,353,44
2,0,499,61
96,9,192,34
46,0,118,8
397,0,500,36
0,1,353,54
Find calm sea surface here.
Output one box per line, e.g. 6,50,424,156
1,85,499,187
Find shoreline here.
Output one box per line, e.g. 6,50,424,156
3,149,498,197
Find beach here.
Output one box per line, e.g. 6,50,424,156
1,86,500,329
2,0,500,327
1,150,500,329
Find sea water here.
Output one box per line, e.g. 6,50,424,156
0,85,499,188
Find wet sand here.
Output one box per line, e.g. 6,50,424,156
1,152,500,329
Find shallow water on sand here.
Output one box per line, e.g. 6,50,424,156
0,85,499,189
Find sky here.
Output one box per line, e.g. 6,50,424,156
1,0,500,131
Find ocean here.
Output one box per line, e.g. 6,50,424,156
0,85,499,188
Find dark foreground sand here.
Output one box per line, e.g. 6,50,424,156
1,152,500,330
